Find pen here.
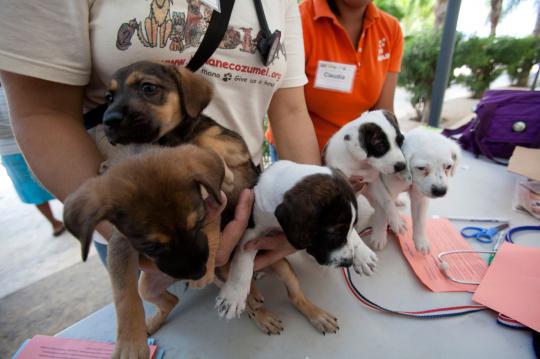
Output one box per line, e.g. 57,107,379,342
432,215,509,224
488,230,506,265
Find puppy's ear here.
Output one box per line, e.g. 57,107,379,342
448,139,461,177
381,110,399,130
175,67,213,118
63,179,111,261
275,199,317,250
188,147,225,205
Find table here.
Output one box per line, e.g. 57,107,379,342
58,152,538,358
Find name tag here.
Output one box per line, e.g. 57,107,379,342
314,61,356,93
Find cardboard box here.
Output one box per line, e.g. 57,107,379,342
508,146,540,219
507,146,540,181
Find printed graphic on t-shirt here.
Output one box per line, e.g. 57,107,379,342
115,0,287,89
115,0,285,63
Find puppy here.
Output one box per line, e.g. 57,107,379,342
216,161,378,325
373,128,461,253
324,110,408,245
64,145,225,359
101,60,259,287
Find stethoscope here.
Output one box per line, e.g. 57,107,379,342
437,225,540,285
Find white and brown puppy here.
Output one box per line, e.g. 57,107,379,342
324,110,408,241
216,160,378,321
372,128,461,253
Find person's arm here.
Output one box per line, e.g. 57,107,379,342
267,86,321,165
0,72,102,200
372,72,398,113
1,71,114,238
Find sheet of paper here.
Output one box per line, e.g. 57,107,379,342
16,335,157,359
473,242,540,332
397,217,488,292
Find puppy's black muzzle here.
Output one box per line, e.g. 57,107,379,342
103,108,160,145
103,111,124,127
431,185,447,197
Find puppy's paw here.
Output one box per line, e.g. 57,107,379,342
352,244,378,276
395,198,406,207
112,338,149,359
388,215,407,235
414,236,431,255
216,284,249,319
247,290,265,311
247,305,283,335
305,307,339,335
369,232,388,251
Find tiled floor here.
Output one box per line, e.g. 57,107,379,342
0,167,112,358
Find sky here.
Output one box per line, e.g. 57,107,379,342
457,0,538,37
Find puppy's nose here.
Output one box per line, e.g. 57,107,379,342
431,186,447,197
338,258,353,268
394,162,406,173
103,111,124,127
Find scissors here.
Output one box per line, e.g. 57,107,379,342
460,223,509,243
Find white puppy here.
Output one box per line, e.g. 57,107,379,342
216,161,378,320
324,110,408,243
371,128,461,253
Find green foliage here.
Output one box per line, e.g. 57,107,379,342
493,36,540,87
374,0,405,19
453,36,504,98
453,35,540,96
398,29,451,120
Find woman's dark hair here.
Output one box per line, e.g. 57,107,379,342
327,0,340,16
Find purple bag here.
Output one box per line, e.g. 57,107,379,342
442,90,540,164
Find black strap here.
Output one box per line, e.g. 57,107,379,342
187,0,235,72
84,0,235,130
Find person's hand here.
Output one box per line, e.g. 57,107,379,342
349,161,379,193
214,189,254,266
244,234,296,271
349,175,367,193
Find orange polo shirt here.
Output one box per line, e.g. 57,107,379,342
303,0,403,151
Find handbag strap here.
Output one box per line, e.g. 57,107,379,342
84,0,235,130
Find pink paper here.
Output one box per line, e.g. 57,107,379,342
473,242,540,332
397,217,488,292
17,335,157,359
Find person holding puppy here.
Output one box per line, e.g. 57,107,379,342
0,0,318,269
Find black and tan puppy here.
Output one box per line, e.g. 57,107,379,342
102,61,259,223
64,145,225,359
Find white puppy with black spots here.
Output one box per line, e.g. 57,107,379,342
324,110,408,246
216,160,378,320
374,128,461,253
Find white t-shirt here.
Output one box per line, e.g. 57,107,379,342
0,0,307,164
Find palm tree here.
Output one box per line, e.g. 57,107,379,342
489,0,503,36
434,0,448,28
490,0,540,37
533,0,540,36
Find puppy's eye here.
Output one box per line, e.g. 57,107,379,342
445,164,453,171
416,166,426,171
141,82,158,96
105,92,114,103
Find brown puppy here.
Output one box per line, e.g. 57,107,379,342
64,145,225,359
102,61,259,289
